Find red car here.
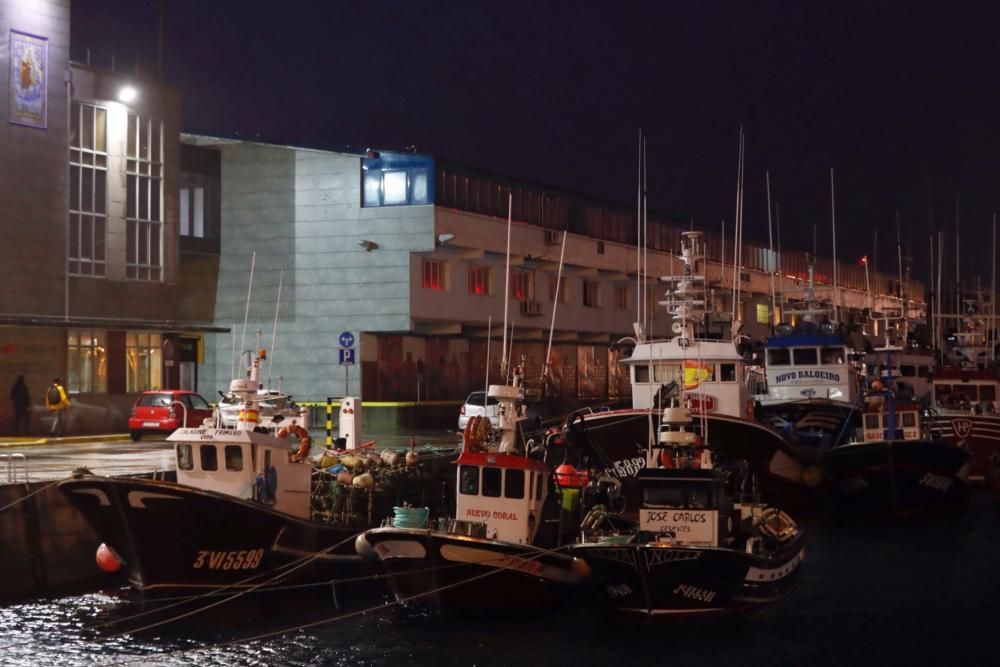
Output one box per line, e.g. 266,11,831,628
128,390,214,441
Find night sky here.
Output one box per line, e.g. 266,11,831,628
71,0,1000,284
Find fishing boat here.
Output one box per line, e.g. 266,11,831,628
923,297,1000,487
822,339,971,516
356,367,590,612
553,231,818,494
570,403,805,616
57,401,456,595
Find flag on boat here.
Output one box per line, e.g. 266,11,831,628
683,360,714,390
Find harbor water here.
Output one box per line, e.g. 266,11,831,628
1,488,997,666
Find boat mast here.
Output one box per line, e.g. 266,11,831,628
830,169,839,324
266,268,283,390
239,251,256,375
636,129,643,338
766,171,776,333
992,214,997,364
501,193,512,379
542,231,568,389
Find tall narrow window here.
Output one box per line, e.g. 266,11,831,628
69,102,108,276
422,258,444,290
126,332,162,392
510,270,531,301
66,329,107,393
583,280,600,308
126,114,163,281
468,266,490,296
549,276,567,304
614,284,629,310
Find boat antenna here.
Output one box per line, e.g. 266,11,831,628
484,316,492,402
501,193,512,380
643,134,649,338
239,251,256,371
830,168,839,324
896,210,904,305
776,203,783,320
766,170,776,334
730,127,744,329
507,321,516,384
636,129,643,337
266,268,284,390
230,325,237,380
542,230,568,388
992,213,997,364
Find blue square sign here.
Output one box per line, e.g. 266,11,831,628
339,348,356,365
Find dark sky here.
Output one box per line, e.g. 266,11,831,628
71,0,1000,284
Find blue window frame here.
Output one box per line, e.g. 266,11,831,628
361,152,434,207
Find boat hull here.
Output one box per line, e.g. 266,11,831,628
357,527,587,612
822,440,971,516
58,476,376,595
571,534,805,616
926,413,1000,485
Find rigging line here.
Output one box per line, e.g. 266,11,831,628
266,268,284,390
238,251,256,376
542,230,568,386
105,543,580,666
0,479,60,513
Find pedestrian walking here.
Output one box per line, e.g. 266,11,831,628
9,375,31,435
45,377,70,437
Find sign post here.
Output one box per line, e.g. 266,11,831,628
338,331,355,395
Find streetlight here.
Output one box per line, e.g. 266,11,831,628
118,85,137,103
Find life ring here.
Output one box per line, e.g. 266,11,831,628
279,424,312,461
463,416,492,451
658,448,675,468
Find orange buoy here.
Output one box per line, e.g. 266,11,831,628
96,543,122,573
555,463,588,488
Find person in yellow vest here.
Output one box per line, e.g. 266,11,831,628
44,377,71,437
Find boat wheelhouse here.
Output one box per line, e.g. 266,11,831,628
761,333,860,404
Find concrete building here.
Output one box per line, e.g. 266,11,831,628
0,0,221,433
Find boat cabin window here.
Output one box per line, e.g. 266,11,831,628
864,414,881,430
482,467,502,497
177,443,194,471
980,385,997,402
535,471,543,500
643,482,712,509
505,469,525,499
901,412,917,428
935,384,952,403
900,365,916,377
720,363,737,382
917,366,930,379
654,363,682,383
793,348,818,365
200,445,218,471
767,349,791,366
634,365,650,383
821,347,844,364
225,445,243,472
459,465,479,495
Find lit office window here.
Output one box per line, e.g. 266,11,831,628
361,153,434,207
126,113,163,281
126,332,163,392
469,266,490,296
66,329,107,393
422,258,444,290
69,102,108,277
510,270,531,301
756,303,770,325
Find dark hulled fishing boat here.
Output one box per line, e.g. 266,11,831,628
58,403,455,595
570,405,805,616
822,341,971,516
356,378,590,612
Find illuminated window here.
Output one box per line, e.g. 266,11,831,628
468,265,490,296
549,276,567,303
510,270,531,301
614,284,629,310
126,113,163,281
69,102,108,277
361,154,433,207
583,280,600,308
422,258,444,290
126,332,163,392
66,329,107,393
756,303,770,325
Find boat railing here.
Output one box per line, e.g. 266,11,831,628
0,453,27,484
